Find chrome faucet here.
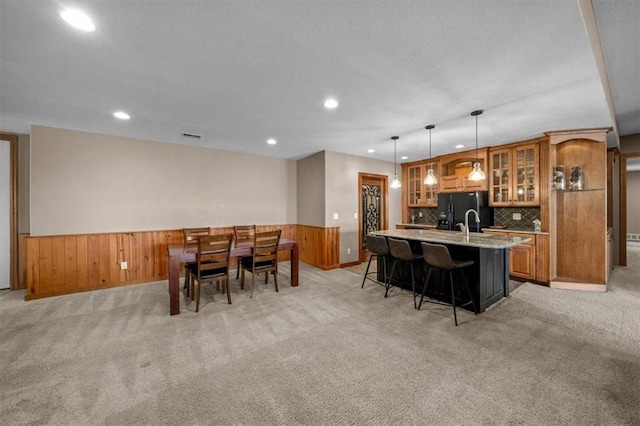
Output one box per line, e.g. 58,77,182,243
464,209,480,237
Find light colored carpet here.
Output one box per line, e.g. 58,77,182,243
1,248,639,425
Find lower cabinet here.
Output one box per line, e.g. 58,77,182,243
483,231,547,283
509,236,535,281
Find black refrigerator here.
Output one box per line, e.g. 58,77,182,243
436,191,493,233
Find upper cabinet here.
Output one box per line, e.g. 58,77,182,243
423,161,439,206
405,161,439,207
489,143,539,206
439,149,488,193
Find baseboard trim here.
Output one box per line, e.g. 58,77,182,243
340,261,361,268
549,280,607,292
316,264,340,271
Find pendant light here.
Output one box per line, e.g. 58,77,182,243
423,124,437,185
390,136,401,188
468,110,486,181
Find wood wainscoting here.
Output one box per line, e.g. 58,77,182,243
296,225,340,270
24,224,298,300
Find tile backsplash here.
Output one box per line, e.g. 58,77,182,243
407,208,438,225
407,206,540,230
494,207,540,230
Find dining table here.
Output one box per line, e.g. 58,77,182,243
167,238,299,315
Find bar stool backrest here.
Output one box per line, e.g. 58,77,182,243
421,242,456,270
365,235,389,256
388,238,415,262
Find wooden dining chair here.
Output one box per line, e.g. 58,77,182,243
240,229,281,298
234,225,256,283
183,227,211,296
188,233,233,312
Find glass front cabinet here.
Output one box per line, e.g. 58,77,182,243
406,162,439,207
489,143,539,206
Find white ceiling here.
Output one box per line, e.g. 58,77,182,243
1,1,637,162
592,0,640,138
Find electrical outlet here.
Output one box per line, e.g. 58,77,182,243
418,212,423,217
347,248,351,255
333,213,339,220
120,261,128,270
513,213,522,220
353,213,358,219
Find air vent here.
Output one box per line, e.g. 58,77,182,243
181,132,202,139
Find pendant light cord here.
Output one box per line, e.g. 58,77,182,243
470,109,483,161
475,113,478,160
390,135,399,180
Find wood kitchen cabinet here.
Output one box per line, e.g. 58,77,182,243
405,161,439,207
439,149,488,193
483,230,542,282
547,129,608,288
509,234,536,280
535,233,549,283
407,164,423,206
440,175,487,192
489,143,539,206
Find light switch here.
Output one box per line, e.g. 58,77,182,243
333,213,339,220
353,213,358,219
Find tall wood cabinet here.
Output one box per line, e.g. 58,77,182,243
547,128,609,290
489,142,539,206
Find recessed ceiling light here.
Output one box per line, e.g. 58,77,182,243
324,98,339,109
60,9,95,32
113,111,130,120
367,149,375,153
401,156,408,160
455,144,465,149
267,138,277,145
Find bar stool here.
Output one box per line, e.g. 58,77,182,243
361,235,390,289
418,242,477,326
387,238,423,309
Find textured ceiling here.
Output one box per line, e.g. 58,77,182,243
0,1,634,162
592,0,640,137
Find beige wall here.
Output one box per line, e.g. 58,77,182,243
18,133,30,233
325,151,400,264
627,170,640,235
296,152,325,227
30,126,297,236
620,134,640,239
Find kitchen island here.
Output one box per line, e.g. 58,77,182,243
371,229,530,312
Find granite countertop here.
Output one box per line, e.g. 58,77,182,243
481,227,550,236
372,229,530,249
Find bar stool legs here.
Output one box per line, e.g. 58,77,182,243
387,238,423,309
361,235,390,290
361,252,387,289
420,242,478,326
387,258,419,308
419,265,477,326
